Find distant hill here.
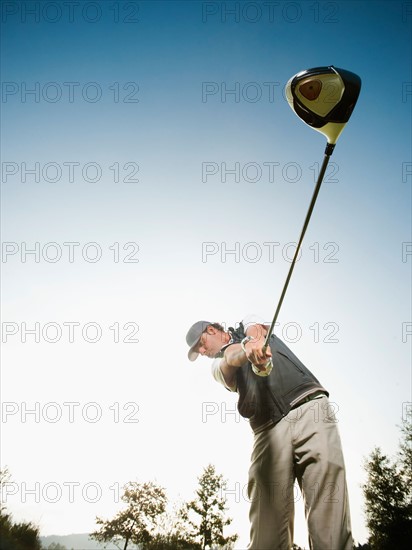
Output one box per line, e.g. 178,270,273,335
40,533,139,549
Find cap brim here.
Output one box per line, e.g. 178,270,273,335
186,320,214,362
188,348,199,361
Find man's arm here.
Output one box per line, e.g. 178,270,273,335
218,323,272,389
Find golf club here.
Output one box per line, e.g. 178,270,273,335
260,66,361,364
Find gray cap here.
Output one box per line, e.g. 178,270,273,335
186,320,213,361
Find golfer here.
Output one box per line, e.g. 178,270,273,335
186,315,352,549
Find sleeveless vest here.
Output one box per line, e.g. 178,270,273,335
226,324,328,433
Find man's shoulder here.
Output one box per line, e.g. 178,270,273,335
241,314,270,334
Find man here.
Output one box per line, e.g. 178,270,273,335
186,315,352,550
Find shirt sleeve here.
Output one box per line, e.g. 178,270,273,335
242,314,270,332
211,358,237,392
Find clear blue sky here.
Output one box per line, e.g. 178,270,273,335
1,1,411,547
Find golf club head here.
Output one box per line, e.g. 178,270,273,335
285,66,361,146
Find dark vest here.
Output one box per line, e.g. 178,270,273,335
227,324,328,433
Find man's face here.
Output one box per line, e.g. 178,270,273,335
195,326,227,359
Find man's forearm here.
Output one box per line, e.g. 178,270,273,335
219,324,273,387
223,324,268,367
218,344,247,389
223,343,248,367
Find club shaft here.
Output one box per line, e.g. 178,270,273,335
263,150,333,349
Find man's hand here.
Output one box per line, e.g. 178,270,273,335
243,336,272,372
218,323,273,387
243,324,273,375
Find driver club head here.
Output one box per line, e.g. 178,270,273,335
285,66,361,145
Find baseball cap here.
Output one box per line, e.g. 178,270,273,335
186,320,213,361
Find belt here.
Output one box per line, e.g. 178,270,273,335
291,391,326,410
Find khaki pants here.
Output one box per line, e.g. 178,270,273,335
247,396,352,550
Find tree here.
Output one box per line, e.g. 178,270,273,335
143,530,199,550
142,503,201,549
362,418,412,548
90,481,167,550
183,464,238,550
0,468,42,550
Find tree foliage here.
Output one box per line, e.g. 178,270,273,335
183,464,238,550
143,530,199,550
362,418,412,549
0,468,42,550
90,481,167,550
90,467,238,550
142,503,201,549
